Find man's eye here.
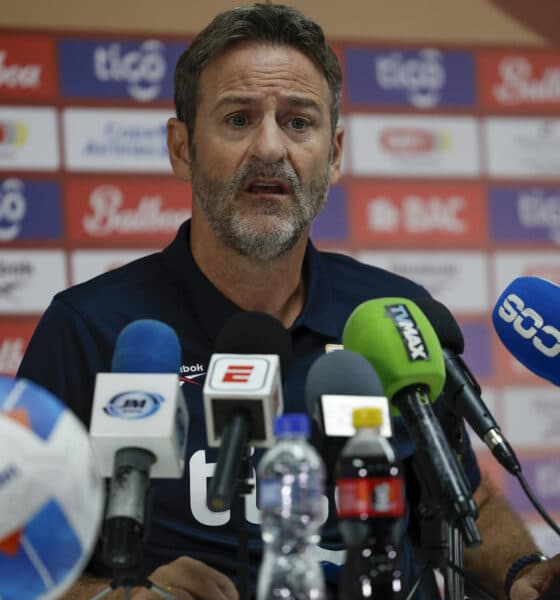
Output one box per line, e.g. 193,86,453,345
289,117,308,131
228,114,247,127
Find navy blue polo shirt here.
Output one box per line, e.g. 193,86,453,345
17,219,481,598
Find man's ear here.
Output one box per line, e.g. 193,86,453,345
167,118,192,181
329,124,344,185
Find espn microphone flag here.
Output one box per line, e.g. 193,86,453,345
204,354,282,447
493,276,560,386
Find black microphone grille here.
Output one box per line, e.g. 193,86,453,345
414,297,464,355
214,311,293,377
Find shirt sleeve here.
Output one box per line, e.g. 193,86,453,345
17,297,111,426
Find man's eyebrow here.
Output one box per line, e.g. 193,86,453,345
212,95,322,114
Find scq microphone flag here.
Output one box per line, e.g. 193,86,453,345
493,276,560,386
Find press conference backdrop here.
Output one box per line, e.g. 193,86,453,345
1,1,560,559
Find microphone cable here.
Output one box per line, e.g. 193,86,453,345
515,470,560,537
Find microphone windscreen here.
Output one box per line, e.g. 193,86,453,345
492,276,560,386
342,297,445,405
304,349,384,417
214,311,293,378
414,297,464,354
111,319,182,373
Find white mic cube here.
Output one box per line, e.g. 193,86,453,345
90,373,188,478
203,354,283,448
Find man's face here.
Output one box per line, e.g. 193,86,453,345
187,42,342,261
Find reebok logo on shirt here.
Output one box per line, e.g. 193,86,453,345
179,362,206,386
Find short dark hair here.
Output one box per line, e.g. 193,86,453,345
173,3,342,143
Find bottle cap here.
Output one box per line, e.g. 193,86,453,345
353,407,383,428
274,413,310,437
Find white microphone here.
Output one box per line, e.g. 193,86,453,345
203,311,292,512
204,353,283,449
89,319,188,573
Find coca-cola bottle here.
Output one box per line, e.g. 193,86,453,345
335,407,405,599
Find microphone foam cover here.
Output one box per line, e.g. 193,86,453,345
492,276,560,386
214,311,293,378
304,349,384,419
342,297,445,407
414,297,464,354
111,319,182,373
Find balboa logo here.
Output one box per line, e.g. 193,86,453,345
375,49,446,109
0,179,27,241
0,121,27,147
103,391,165,418
385,303,429,360
494,57,560,105
83,184,189,236
379,128,452,155
93,40,166,102
0,50,42,90
497,294,560,358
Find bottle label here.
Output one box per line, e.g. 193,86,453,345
258,476,323,509
336,476,405,518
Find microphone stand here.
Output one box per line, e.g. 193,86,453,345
438,404,469,600
208,415,253,600
90,449,178,600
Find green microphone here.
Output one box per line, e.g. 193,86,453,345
343,297,481,547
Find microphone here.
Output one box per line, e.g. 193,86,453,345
342,298,481,547
305,349,391,438
304,349,391,482
492,276,560,386
204,311,292,512
415,297,521,475
89,319,188,571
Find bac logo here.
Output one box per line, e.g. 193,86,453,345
222,365,254,383
210,357,269,391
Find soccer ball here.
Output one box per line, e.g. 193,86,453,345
0,375,105,599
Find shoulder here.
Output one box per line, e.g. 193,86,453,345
54,251,166,316
317,249,431,299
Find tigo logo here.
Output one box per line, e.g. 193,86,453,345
0,121,27,147
344,47,475,108
59,39,185,102
93,40,166,102
0,179,62,241
222,365,254,384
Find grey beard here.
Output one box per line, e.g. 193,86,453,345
191,160,329,261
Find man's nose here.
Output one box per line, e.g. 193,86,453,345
249,118,287,163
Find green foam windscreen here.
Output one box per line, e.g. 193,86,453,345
342,298,445,412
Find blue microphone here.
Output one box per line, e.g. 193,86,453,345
492,276,560,386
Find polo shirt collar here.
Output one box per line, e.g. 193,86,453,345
161,219,337,342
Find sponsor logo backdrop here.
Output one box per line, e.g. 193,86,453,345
1,30,559,552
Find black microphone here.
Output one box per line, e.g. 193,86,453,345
203,311,292,512
304,349,390,482
415,297,521,475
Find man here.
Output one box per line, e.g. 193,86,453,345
17,4,560,599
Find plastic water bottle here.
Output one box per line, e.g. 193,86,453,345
257,413,326,600
334,407,405,600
